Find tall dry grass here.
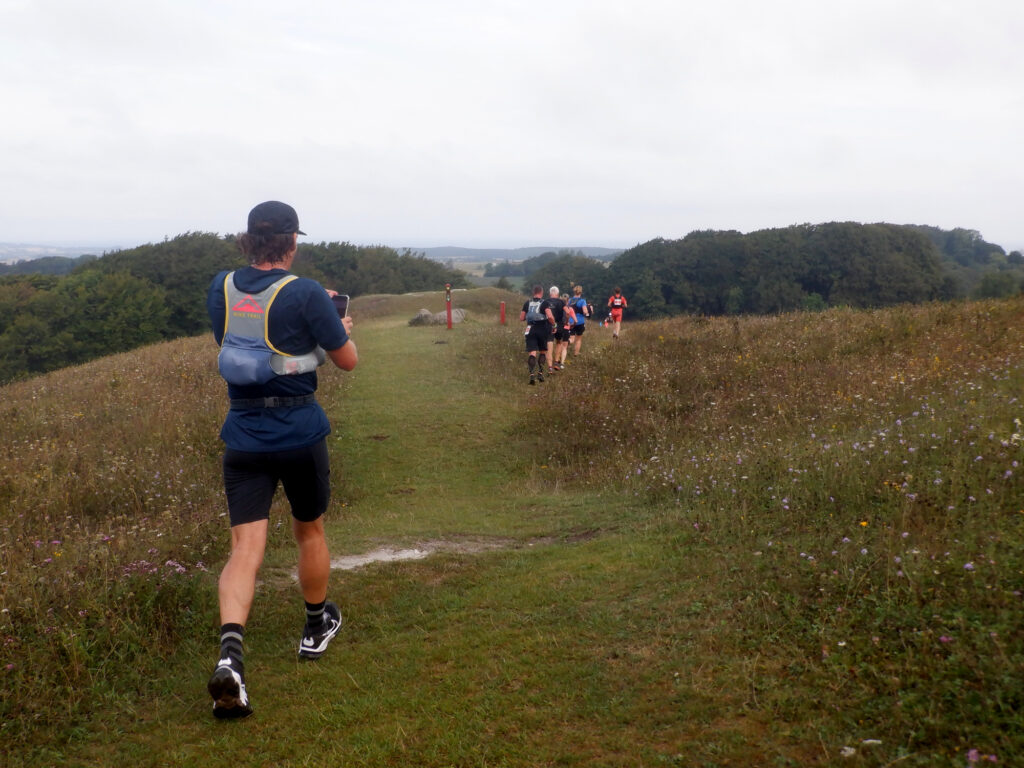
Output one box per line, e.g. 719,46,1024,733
517,299,1024,762
1,336,227,746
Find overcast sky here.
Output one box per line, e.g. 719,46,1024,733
2,0,1021,251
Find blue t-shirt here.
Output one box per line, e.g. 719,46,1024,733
207,267,349,452
568,296,587,325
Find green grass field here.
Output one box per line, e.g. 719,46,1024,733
1,290,1021,766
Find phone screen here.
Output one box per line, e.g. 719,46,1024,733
331,294,349,318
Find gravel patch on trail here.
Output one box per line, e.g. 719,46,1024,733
329,537,520,572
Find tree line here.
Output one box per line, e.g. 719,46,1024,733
0,233,468,384
521,223,1022,320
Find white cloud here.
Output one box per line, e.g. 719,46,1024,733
1,0,1022,249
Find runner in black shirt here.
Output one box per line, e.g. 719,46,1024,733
545,286,568,373
520,284,555,385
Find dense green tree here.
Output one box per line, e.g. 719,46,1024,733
0,275,61,335
0,315,54,380
52,270,169,360
81,232,243,337
613,222,948,319
973,271,1020,299
627,269,669,317
524,254,608,300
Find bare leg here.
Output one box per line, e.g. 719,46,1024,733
218,520,269,625
293,517,330,604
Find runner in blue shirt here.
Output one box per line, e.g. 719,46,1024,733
205,201,358,719
567,284,590,358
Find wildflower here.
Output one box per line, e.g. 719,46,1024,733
861,548,868,555
964,562,975,571
940,635,953,643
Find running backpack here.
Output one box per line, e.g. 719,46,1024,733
525,299,546,323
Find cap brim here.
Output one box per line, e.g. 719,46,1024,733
296,229,307,236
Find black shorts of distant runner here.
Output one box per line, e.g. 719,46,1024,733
525,325,551,352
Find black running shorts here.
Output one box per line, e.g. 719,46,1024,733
525,325,551,352
571,325,585,336
223,439,331,526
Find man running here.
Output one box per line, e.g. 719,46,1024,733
205,201,358,719
520,284,555,384
607,287,628,339
546,286,569,372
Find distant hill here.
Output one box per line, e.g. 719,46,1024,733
410,246,622,263
0,232,470,385
0,253,98,276
0,242,112,264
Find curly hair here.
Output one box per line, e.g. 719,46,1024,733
236,232,296,266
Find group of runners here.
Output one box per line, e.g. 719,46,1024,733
519,284,627,385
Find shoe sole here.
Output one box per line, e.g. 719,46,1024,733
208,667,253,719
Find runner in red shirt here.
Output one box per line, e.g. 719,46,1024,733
607,287,627,339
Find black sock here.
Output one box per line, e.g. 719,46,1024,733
305,600,327,629
219,623,245,670
539,354,547,369
528,356,536,373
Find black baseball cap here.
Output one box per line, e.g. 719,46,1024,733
246,201,306,236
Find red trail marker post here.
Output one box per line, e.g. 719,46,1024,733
445,283,453,330
500,301,506,324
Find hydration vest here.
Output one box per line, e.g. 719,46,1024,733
217,272,326,386
525,298,546,323
610,295,625,309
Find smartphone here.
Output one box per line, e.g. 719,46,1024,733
331,294,349,318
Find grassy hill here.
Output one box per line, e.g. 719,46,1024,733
1,289,1021,766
